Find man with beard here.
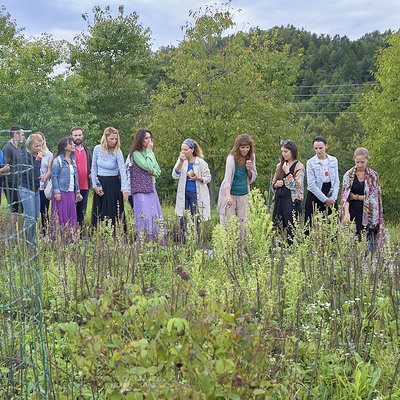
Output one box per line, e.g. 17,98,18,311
70,126,92,228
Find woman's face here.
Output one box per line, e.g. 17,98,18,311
142,132,152,148
313,141,327,159
354,155,368,171
239,144,251,157
181,143,194,157
65,140,75,153
32,140,43,156
107,133,118,149
281,146,293,162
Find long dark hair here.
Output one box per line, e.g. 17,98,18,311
275,140,298,180
129,129,153,156
54,137,73,158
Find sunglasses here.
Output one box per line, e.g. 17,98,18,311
280,140,290,146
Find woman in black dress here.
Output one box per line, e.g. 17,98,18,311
339,147,384,246
272,140,305,241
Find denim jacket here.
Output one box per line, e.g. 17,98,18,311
306,154,339,203
51,154,80,194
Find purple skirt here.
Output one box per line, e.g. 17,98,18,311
51,191,77,238
132,185,164,240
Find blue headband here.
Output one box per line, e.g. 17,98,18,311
183,138,195,149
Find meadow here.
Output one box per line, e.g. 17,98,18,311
2,189,400,399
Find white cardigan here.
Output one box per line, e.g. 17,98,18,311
172,157,212,221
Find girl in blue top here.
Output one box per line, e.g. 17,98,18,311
91,126,129,228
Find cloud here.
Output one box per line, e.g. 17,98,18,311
2,0,399,50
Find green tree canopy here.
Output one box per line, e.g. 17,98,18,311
150,5,300,203
360,33,400,218
69,5,153,146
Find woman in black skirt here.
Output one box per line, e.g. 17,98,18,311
305,136,339,226
91,127,129,228
272,140,305,242
339,147,384,248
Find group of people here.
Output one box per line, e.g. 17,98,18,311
271,136,384,246
0,125,384,247
0,126,92,240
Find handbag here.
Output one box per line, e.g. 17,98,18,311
129,157,154,194
44,156,62,200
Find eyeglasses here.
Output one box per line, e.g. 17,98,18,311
280,140,290,146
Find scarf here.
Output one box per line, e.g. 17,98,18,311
339,166,384,243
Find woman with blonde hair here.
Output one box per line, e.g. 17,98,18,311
172,138,211,239
37,132,53,232
19,133,43,240
339,147,384,247
217,134,257,235
91,126,129,228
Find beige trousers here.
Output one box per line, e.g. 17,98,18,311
220,194,249,236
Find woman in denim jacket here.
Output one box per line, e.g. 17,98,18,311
305,136,339,225
51,137,81,236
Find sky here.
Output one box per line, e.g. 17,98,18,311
1,0,399,49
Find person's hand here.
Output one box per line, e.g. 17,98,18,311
188,172,197,181
245,159,252,171
325,198,335,207
2,164,10,173
179,152,186,163
349,193,357,200
54,193,61,202
36,151,43,161
275,180,284,188
94,186,104,196
282,162,290,174
343,210,351,222
226,195,233,207
75,193,83,202
122,190,129,202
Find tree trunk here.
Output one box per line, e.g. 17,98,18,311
209,174,216,206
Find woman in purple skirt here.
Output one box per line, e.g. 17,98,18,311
127,129,164,241
51,137,81,238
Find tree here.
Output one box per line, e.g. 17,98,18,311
0,24,69,141
150,4,300,203
69,5,153,145
360,33,400,219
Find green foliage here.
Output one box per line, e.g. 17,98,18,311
69,5,153,146
361,33,400,220
28,191,400,398
150,4,300,202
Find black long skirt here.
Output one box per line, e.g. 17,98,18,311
91,175,125,228
305,182,335,225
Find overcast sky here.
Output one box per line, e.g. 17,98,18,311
1,0,399,49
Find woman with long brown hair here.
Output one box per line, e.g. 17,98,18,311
217,134,257,235
127,129,164,240
272,139,305,241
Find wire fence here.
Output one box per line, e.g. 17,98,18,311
0,135,51,399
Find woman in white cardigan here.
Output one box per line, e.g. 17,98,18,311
172,139,211,238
